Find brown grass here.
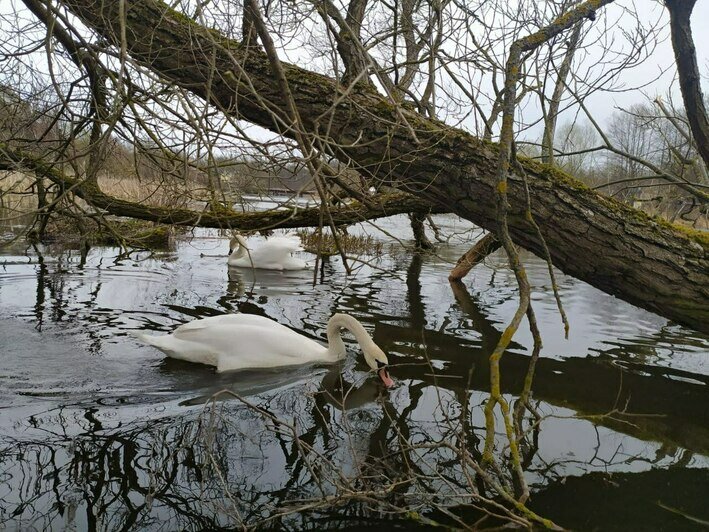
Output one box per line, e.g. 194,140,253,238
0,171,37,213
295,229,384,256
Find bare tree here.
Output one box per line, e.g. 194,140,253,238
0,0,705,331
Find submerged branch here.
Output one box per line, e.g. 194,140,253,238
448,233,501,281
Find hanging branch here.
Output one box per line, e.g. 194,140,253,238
245,0,352,273
481,0,615,501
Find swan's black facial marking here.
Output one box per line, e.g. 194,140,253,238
377,363,394,388
376,360,387,369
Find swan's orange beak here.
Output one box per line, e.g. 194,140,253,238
378,367,394,388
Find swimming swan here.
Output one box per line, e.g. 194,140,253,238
132,313,395,387
228,234,307,270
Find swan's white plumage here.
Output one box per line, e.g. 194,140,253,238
132,313,393,387
228,234,307,270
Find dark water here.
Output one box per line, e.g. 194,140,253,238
1,214,707,530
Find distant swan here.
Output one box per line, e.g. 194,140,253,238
228,234,307,270
132,313,395,387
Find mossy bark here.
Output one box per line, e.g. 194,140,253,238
41,0,709,332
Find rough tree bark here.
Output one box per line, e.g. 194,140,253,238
21,0,709,333
448,233,502,281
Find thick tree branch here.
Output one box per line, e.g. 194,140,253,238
541,21,584,165
448,233,501,281
0,144,444,230
314,0,371,86
665,0,709,173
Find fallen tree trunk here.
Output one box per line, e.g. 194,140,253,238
30,0,709,332
0,145,444,230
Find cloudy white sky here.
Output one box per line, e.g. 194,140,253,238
0,0,707,140
583,0,709,123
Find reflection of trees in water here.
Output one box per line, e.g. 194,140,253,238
192,383,552,528
2,373,702,530
0,416,232,530
3,249,708,528
2,363,551,529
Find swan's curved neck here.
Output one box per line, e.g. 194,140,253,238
326,313,376,358
229,238,247,259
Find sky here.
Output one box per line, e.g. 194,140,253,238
582,0,709,124
0,0,707,141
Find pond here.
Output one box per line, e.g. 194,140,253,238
1,213,708,530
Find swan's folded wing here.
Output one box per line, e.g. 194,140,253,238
169,322,329,372
172,314,274,338
264,235,304,253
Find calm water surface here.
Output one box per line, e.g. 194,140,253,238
1,213,707,530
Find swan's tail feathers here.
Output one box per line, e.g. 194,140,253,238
129,330,161,346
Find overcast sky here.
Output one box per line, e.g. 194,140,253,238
582,0,709,124
1,0,707,138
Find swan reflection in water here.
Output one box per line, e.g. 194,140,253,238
177,364,388,411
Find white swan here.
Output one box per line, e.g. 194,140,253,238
132,313,395,386
228,234,307,270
